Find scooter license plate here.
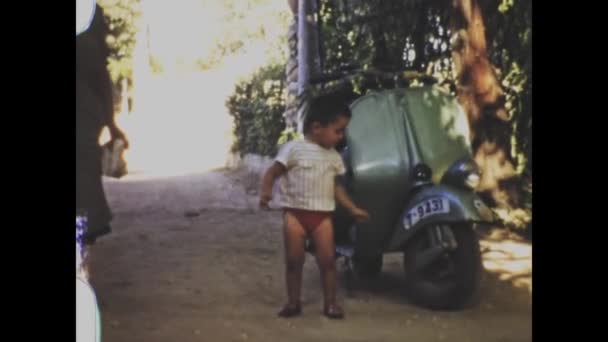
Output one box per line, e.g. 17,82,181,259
403,198,450,230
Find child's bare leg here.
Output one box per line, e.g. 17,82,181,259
283,211,307,308
311,218,343,318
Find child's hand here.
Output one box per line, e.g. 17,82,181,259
259,192,272,210
351,207,370,222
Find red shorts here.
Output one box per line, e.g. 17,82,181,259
285,208,331,235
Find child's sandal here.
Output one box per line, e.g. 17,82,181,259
277,303,302,318
323,304,344,319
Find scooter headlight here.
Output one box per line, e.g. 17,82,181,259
442,159,481,190
465,172,481,189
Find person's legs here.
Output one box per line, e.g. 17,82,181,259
76,142,112,245
76,85,113,245
279,210,307,317
311,217,344,319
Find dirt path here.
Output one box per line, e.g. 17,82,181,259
87,169,531,342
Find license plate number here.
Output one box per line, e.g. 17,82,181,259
403,198,450,230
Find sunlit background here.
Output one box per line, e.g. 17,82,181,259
98,0,290,177
88,0,531,295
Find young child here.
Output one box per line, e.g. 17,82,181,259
260,94,370,319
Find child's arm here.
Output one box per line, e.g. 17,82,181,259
259,162,287,209
335,183,370,222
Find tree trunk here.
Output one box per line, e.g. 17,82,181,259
450,0,520,209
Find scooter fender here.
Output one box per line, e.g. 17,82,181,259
385,184,495,252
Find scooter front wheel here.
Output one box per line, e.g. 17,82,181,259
403,223,481,310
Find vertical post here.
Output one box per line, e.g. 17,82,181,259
296,0,311,133
283,1,299,130
297,0,310,96
314,0,324,75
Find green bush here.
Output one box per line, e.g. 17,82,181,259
226,63,288,156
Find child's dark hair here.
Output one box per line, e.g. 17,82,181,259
304,93,352,134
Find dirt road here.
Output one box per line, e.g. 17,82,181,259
87,169,531,342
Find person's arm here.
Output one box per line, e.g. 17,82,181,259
95,13,129,148
335,183,370,222
259,162,287,209
333,150,369,221
260,142,294,209
97,61,129,148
